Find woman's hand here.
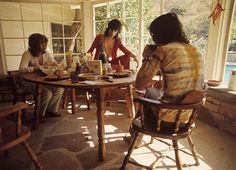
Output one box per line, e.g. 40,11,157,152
142,45,155,58
130,54,139,68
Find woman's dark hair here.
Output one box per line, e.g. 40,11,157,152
104,19,122,38
28,33,48,56
149,13,189,45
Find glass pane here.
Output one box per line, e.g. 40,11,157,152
95,21,107,35
142,0,161,46
125,36,139,54
0,2,21,20
124,0,139,17
64,38,80,52
224,5,236,84
51,23,63,37
110,2,122,19
52,39,64,54
21,3,42,21
165,0,212,55
63,21,82,38
125,18,138,36
54,55,64,63
95,5,107,20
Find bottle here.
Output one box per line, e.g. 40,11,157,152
71,63,81,83
99,49,108,64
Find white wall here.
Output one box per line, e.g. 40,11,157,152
0,1,83,73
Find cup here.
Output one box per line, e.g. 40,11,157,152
27,66,34,73
116,65,124,73
55,67,64,76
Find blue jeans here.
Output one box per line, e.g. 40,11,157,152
23,80,64,117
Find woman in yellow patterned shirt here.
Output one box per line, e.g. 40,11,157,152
125,13,206,147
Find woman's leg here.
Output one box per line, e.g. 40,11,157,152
127,87,163,146
40,86,52,117
23,81,50,117
43,85,64,114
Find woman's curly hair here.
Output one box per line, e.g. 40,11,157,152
28,33,48,57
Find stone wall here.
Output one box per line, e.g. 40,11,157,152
200,86,236,136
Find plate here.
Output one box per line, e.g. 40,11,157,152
108,72,130,78
207,80,221,87
44,75,70,81
79,73,100,80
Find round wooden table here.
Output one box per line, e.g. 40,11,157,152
22,72,136,161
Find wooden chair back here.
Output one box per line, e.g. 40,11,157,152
134,96,204,134
0,102,42,169
7,70,23,91
121,96,205,170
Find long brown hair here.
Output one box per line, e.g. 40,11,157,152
149,13,189,46
104,19,122,39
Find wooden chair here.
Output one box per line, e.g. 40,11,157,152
0,74,13,102
0,102,42,170
7,70,35,123
121,96,204,170
7,70,34,105
61,88,92,111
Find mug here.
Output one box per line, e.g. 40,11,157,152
116,65,124,73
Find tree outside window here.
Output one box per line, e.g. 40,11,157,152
93,0,211,67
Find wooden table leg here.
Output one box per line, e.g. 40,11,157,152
71,88,76,114
33,84,42,130
125,84,135,118
61,88,68,109
95,88,106,161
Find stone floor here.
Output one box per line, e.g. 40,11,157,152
1,100,236,170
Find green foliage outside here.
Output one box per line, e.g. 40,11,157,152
94,0,211,55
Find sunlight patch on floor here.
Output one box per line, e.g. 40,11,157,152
122,136,213,170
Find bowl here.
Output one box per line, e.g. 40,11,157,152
207,80,221,87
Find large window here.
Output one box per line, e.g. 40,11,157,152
225,4,236,83
93,0,211,66
165,0,211,56
0,2,82,71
